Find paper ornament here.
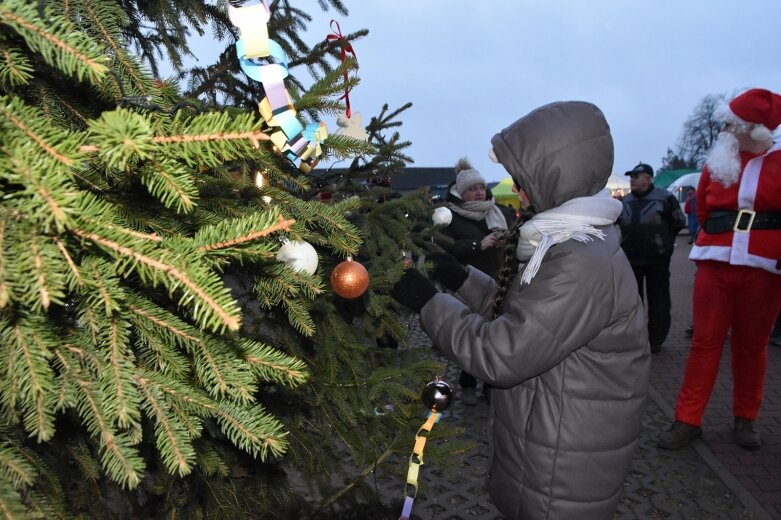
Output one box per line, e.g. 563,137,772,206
330,258,369,299
276,240,318,275
432,207,452,226
336,112,368,141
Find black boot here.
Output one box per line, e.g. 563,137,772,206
658,420,702,450
734,417,761,451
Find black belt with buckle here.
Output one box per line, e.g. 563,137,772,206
702,210,781,234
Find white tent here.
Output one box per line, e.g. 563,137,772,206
606,172,630,190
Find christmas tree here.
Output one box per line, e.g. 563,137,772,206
0,1,467,517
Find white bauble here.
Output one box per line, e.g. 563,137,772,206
276,240,318,275
432,207,452,226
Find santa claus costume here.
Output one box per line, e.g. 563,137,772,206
662,88,781,451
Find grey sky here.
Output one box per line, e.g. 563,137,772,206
184,1,781,183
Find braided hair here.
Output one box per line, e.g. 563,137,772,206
490,207,535,319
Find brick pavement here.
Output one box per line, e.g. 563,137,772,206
380,235,780,520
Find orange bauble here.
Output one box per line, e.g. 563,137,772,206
330,259,369,299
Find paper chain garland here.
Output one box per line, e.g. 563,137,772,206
227,0,328,173
399,411,442,520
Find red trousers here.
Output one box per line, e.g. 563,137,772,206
675,261,781,425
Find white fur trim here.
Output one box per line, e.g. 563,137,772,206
488,147,499,163
751,125,772,141
717,104,752,133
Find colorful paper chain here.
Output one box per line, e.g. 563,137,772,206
227,0,328,173
399,411,442,520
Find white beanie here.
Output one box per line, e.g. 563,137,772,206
455,168,486,196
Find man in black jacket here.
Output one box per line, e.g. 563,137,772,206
619,163,686,353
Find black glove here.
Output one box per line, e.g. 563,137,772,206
426,252,468,292
390,268,438,313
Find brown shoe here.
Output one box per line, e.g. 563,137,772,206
658,420,702,450
734,417,761,451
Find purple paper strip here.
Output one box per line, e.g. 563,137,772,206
399,496,414,520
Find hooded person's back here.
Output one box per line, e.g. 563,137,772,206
420,101,650,519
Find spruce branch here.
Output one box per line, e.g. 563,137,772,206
74,378,144,488
70,228,242,332
136,376,195,476
0,479,26,520
98,316,141,429
5,315,57,442
0,0,109,83
2,145,78,233
84,107,154,169
0,45,34,88
0,443,36,489
0,96,80,166
52,236,84,289
238,339,309,387
139,157,199,213
79,110,273,168
73,0,151,96
190,340,255,402
138,373,288,461
214,402,288,460
81,258,123,316
195,213,295,253
26,232,67,311
0,213,11,308
315,446,394,512
127,300,204,347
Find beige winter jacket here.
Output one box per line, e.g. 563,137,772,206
419,101,650,519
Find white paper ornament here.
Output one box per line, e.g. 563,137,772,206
432,207,452,226
336,112,368,141
275,240,318,275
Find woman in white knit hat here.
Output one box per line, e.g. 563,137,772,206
441,158,516,404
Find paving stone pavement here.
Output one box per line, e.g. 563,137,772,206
378,235,780,520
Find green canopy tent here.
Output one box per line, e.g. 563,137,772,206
653,168,699,188
489,177,520,209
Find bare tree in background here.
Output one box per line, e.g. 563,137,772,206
663,93,728,170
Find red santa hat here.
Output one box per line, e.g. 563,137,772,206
719,88,781,141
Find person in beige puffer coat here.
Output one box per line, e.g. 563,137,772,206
391,100,650,519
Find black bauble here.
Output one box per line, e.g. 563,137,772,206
421,378,453,412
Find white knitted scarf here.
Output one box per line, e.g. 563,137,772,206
516,189,623,285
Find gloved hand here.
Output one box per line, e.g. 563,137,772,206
390,268,438,313
426,252,468,292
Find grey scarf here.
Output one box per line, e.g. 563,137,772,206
448,188,508,230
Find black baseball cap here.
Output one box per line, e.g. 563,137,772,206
624,163,654,176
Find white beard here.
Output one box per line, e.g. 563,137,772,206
704,132,741,187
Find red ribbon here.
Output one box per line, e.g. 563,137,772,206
326,20,357,118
